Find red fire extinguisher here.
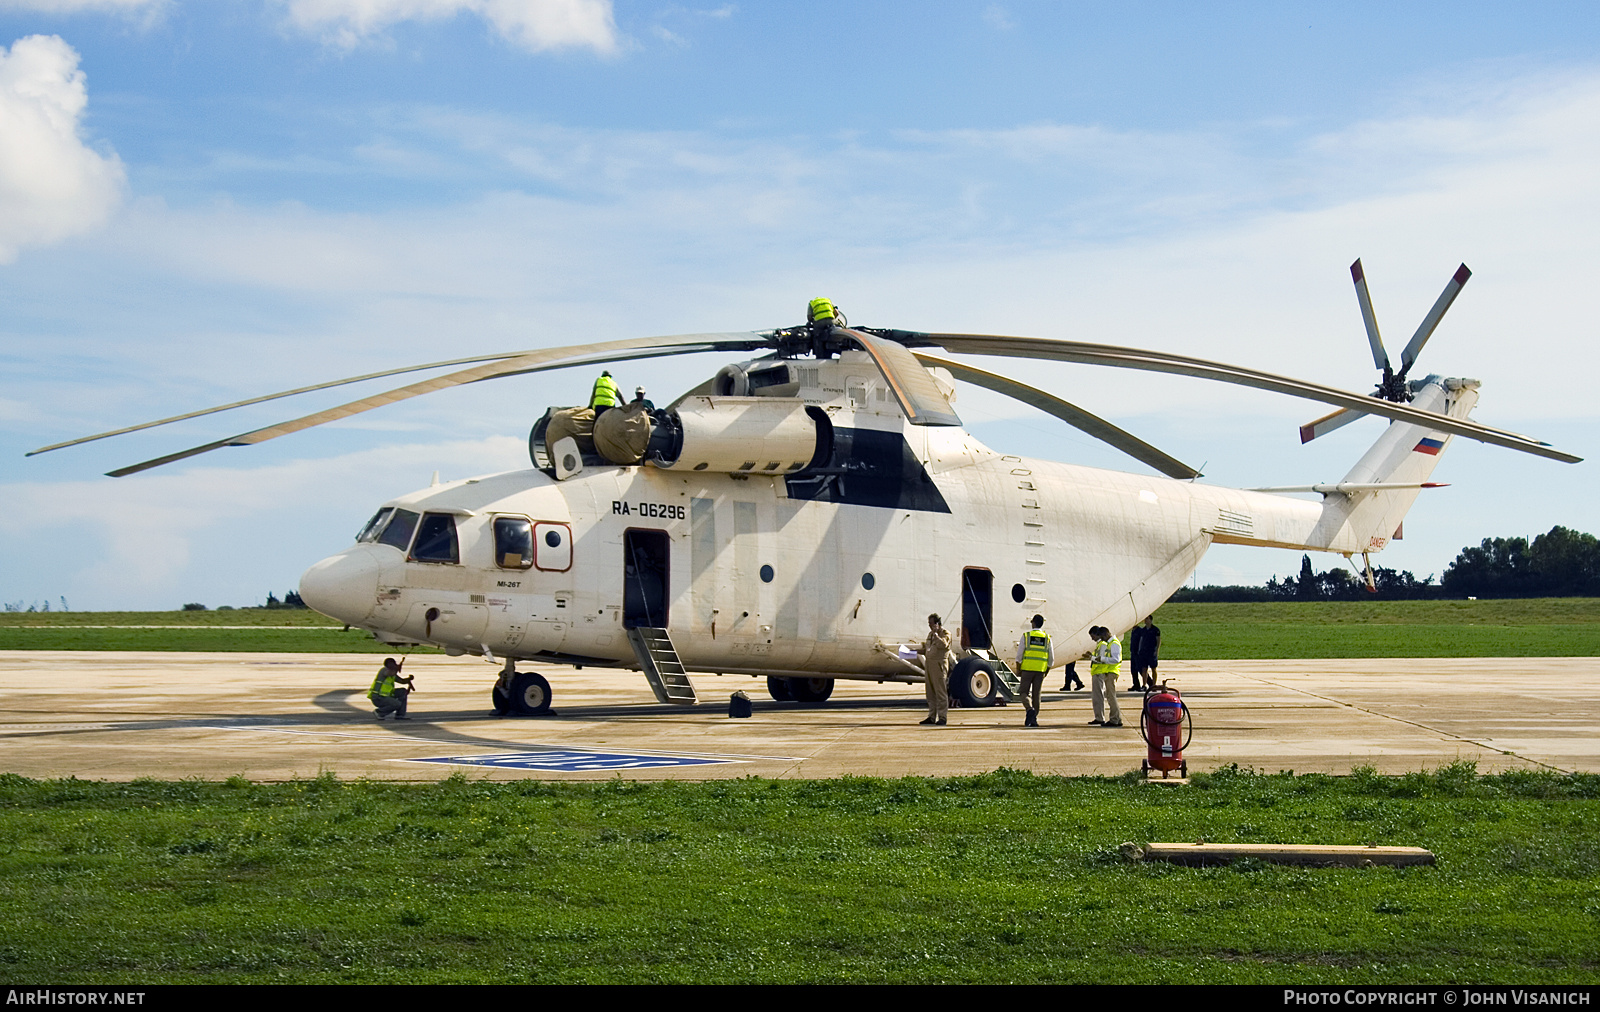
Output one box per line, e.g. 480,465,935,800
1140,683,1192,778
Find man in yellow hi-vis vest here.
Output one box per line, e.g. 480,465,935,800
1014,614,1053,727
1088,626,1123,727
367,657,414,721
590,370,621,414
807,297,837,329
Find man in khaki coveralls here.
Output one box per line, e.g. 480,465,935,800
917,613,952,726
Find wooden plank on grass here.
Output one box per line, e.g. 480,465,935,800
1138,842,1435,866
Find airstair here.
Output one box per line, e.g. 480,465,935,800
627,627,698,705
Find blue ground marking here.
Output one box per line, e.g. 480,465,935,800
407,749,741,771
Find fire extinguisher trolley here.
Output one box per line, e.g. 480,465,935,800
1139,682,1193,778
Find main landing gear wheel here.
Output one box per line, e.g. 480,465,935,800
508,671,553,716
789,677,835,704
948,656,998,708
491,681,511,715
766,676,794,702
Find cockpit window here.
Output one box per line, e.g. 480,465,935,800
494,517,534,570
355,507,394,543
410,512,459,564
377,509,420,552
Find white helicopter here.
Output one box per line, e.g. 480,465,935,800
30,262,1581,715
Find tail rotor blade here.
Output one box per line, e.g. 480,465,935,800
1351,258,1390,373
1398,263,1471,378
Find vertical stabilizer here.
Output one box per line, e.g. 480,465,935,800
1306,375,1478,553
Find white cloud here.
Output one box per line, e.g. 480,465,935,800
281,0,618,54
83,70,1600,426
0,34,125,263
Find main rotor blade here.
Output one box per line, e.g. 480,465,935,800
1398,263,1471,378
1299,405,1367,443
844,327,961,426
1351,259,1391,373
28,350,537,457
913,351,1200,479
106,333,771,477
912,332,1582,464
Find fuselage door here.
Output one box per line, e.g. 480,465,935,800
961,567,994,651
623,528,670,629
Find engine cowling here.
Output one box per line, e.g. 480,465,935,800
651,396,824,475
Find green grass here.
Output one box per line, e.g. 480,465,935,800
1149,598,1600,658
2,599,1596,656
0,610,436,653
1,765,1596,983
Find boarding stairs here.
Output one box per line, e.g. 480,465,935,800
627,627,698,705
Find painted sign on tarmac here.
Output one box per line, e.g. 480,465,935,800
407,749,741,771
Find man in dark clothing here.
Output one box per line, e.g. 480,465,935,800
1129,616,1161,691
1059,658,1084,691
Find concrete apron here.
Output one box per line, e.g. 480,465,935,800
1,652,1594,782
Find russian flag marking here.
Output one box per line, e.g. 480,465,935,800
1414,437,1445,455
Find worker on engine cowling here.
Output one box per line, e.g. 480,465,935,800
590,370,621,415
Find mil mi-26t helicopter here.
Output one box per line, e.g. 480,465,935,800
30,262,1581,715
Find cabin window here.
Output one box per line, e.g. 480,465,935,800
494,517,534,570
534,522,572,572
356,508,393,543
377,509,420,552
410,513,459,564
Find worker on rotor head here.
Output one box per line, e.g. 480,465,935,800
1088,626,1124,728
1015,613,1054,727
368,657,414,721
631,386,655,411
590,370,621,416
807,297,844,332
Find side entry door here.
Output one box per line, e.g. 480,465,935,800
623,528,671,629
961,567,994,651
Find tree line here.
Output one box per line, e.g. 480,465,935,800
1172,525,1600,602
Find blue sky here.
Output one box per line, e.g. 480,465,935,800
1,0,1596,610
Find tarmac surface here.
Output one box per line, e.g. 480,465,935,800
2,651,1596,781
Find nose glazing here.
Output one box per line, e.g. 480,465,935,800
298,548,382,625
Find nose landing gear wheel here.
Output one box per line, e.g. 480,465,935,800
766,676,794,702
492,681,511,715
508,671,553,716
